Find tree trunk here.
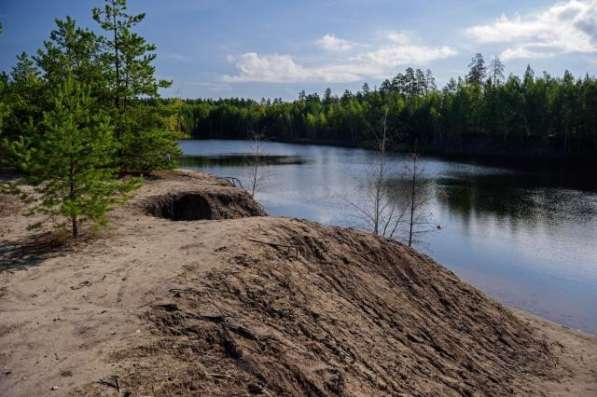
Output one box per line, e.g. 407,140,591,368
69,157,78,239
408,151,417,247
111,0,122,141
72,216,78,239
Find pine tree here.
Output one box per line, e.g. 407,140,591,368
490,56,505,85
35,17,105,95
323,88,333,105
362,83,370,95
415,68,427,95
404,67,417,95
0,75,10,168
0,21,8,152
92,0,179,173
425,69,436,92
19,77,139,238
3,53,45,143
0,20,4,137
466,53,486,85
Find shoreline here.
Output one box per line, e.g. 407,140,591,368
1,170,596,396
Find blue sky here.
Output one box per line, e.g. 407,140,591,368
1,0,596,99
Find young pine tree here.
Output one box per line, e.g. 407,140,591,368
19,77,139,238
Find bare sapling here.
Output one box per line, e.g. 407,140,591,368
405,142,436,247
345,107,409,239
247,131,266,197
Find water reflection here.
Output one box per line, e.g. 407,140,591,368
436,171,597,227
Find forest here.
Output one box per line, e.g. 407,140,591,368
173,55,597,160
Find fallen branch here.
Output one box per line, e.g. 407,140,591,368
219,176,244,189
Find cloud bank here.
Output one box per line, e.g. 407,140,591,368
466,0,597,60
223,32,456,83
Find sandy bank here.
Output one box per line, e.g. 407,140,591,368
0,171,595,396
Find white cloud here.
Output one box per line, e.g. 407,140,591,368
466,0,597,60
500,47,555,60
223,32,457,83
222,53,363,83
360,44,456,67
387,31,412,45
316,34,354,51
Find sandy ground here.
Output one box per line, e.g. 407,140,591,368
0,171,595,396
510,309,597,396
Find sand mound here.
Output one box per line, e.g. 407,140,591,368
84,221,560,396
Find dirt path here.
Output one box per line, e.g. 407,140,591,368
0,171,595,396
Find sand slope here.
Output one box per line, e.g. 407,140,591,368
0,171,596,396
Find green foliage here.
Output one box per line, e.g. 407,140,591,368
116,99,181,174
0,25,6,158
120,128,180,174
178,65,597,159
92,0,176,172
92,0,171,102
1,0,178,175
0,74,9,133
16,77,140,238
118,100,181,173
36,16,106,94
0,0,183,239
1,52,46,146
466,53,487,86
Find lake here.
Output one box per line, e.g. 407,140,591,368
180,139,597,335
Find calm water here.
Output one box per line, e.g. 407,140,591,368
180,139,597,335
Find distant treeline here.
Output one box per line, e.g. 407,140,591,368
171,55,597,160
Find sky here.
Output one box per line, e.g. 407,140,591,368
1,0,596,100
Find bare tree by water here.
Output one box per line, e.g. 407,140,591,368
343,110,436,245
345,108,409,239
248,131,265,197
405,146,435,247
